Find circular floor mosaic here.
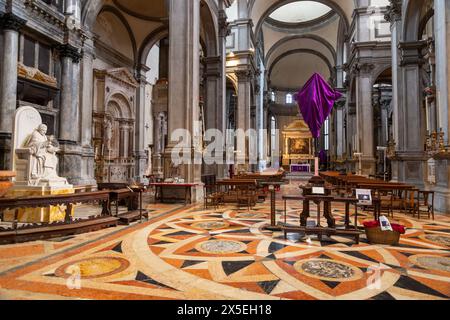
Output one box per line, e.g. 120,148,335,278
55,257,130,279
236,212,267,219
195,240,247,254
294,259,363,282
422,234,450,247
191,221,229,230
409,255,450,272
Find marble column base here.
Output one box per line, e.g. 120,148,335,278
0,133,12,170
434,159,450,213
361,157,376,176
393,152,428,189
134,151,149,184
151,153,164,178
58,141,84,186
79,146,98,186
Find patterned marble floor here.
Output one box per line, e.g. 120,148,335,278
0,199,449,300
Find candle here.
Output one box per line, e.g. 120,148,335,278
315,157,319,176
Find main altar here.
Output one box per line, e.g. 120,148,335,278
282,119,314,170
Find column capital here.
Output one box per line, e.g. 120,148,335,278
384,0,402,24
350,62,375,76
218,9,231,38
235,68,252,82
0,13,26,32
204,56,222,79
56,44,83,63
399,40,427,66
135,64,150,83
335,99,346,110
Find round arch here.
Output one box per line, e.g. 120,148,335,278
253,0,350,41
138,27,169,67
403,0,433,41
200,0,219,57
265,34,337,67
268,49,334,81
371,65,393,87
106,92,135,120
96,5,138,62
82,0,106,30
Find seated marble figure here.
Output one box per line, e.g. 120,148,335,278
21,124,69,186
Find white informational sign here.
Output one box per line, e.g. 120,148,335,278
379,216,393,232
312,187,325,195
356,189,372,205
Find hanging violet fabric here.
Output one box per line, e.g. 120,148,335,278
294,73,342,138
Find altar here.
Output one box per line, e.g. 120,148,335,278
282,119,315,168
290,164,311,173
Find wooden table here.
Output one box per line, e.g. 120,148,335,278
281,193,362,244
109,189,138,217
149,183,198,205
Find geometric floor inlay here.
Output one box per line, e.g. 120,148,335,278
195,240,247,254
409,255,450,272
294,259,363,282
1,200,450,300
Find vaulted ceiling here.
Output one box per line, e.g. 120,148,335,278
249,0,357,90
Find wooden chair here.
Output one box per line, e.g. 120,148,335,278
236,184,257,211
404,188,419,217
417,190,435,220
377,189,394,218
204,184,224,209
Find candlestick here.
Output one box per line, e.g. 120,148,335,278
314,157,319,176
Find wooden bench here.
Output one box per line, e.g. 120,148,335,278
0,191,116,244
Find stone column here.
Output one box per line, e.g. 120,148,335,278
57,44,84,185
380,99,390,146
134,65,149,184
64,0,81,21
58,44,81,143
165,0,203,201
432,0,450,212
395,41,428,187
217,5,229,178
385,0,403,182
346,102,357,172
0,13,26,170
152,112,165,178
355,63,376,175
203,56,222,176
335,100,345,165
235,69,252,170
78,36,97,185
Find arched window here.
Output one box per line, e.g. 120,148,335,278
271,91,276,102
286,93,293,104
324,117,330,151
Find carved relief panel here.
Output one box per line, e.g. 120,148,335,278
92,68,138,183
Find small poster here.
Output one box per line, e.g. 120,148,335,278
356,189,372,205
379,216,393,232
312,187,325,195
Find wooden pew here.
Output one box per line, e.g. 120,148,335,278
0,191,116,244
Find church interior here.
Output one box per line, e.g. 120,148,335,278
0,0,449,301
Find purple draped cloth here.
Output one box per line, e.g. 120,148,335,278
295,73,342,138
319,149,327,164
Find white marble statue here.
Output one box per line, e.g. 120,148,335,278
104,118,113,152
25,124,61,181
12,106,71,187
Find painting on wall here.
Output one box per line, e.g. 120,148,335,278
289,138,310,155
